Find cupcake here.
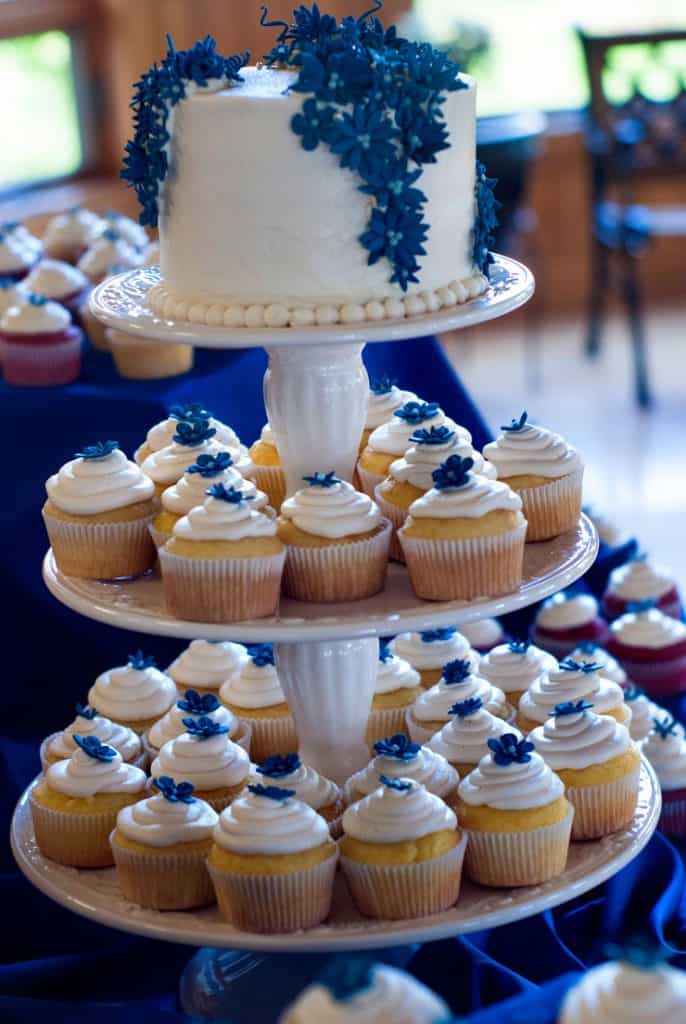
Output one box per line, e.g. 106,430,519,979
483,412,584,541
97,210,149,250
219,644,296,763
40,702,144,771
150,451,269,549
1,293,82,387
30,735,146,867
407,657,510,744
146,688,249,758
603,553,681,621
277,472,391,602
159,485,286,624
2,220,42,257
166,638,247,697
208,783,338,933
558,954,686,1023
569,641,627,686
0,276,26,315
366,641,423,746
280,958,450,1024
390,627,478,689
0,227,36,280
357,399,467,498
531,592,610,661
111,776,218,910
42,207,103,263
150,715,250,813
43,440,156,579
345,733,458,806
107,327,194,381
399,455,527,602
250,753,343,824
623,685,663,741
88,651,177,734
517,659,630,734
135,403,241,466
77,228,143,284
427,697,523,781
479,639,558,707
141,417,229,498
340,776,466,920
360,375,418,450
530,700,640,840
25,259,90,320
248,423,286,512
375,424,496,561
460,617,507,654
456,734,573,887
607,603,686,698
641,714,686,836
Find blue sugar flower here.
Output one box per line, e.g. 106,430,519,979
0,277,17,289
101,228,121,243
169,402,213,422
291,97,336,151
75,440,119,461
551,700,594,717
154,776,196,803
172,417,217,447
393,401,440,425
248,783,295,802
360,205,428,288
187,451,233,477
257,753,301,778
501,411,529,432
378,639,393,663
508,639,530,654
128,650,157,670
449,697,482,718
174,34,227,87
183,715,229,738
28,294,48,307
303,470,340,488
379,774,413,792
318,955,375,1002
75,703,98,720
558,659,602,675
653,714,680,739
373,733,420,760
623,685,646,702
247,643,275,667
410,425,455,446
359,160,425,211
473,160,500,275
432,454,474,491
73,735,116,762
604,936,671,970
206,483,252,504
488,734,535,766
442,658,473,685
575,641,601,654
627,599,657,614
177,689,220,715
290,52,328,96
399,110,451,165
328,103,395,179
370,374,397,395
420,627,456,643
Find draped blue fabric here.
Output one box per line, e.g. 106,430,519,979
2,341,682,1023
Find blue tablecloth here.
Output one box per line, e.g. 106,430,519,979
2,339,683,1023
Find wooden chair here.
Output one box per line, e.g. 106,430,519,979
576,26,686,407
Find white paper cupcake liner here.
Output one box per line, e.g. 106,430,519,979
281,520,391,602
374,485,411,562
366,704,411,747
30,792,123,867
110,834,215,909
566,768,640,840
341,831,467,920
43,510,157,580
239,713,298,764
159,547,285,623
252,464,286,512
516,468,584,542
405,709,441,746
148,523,170,550
400,522,527,601
357,464,386,499
208,848,338,932
462,808,573,887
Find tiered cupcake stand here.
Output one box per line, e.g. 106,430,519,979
12,257,660,1000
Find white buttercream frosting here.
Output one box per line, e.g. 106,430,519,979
47,710,141,763
88,661,177,722
46,745,146,798
479,642,557,696
368,404,468,457
280,478,382,538
213,788,330,854
1,296,70,334
172,490,277,543
366,384,418,430
117,791,218,847
147,696,239,750
389,431,496,490
347,742,458,799
624,688,662,741
559,961,686,1023
42,208,104,255
0,231,34,273
141,436,231,486
412,669,508,722
257,422,278,449
458,747,564,809
611,608,686,649
46,447,154,515
428,705,522,766
519,665,626,726
98,211,149,249
167,639,247,691
25,259,88,299
249,757,340,811
0,278,26,313
390,629,477,672
641,725,686,790
374,651,420,695
483,419,582,479
220,652,285,710
569,645,626,685
151,730,250,791
460,618,506,652
343,778,456,843
4,222,41,255
607,557,676,602
161,463,267,516
407,473,522,519
77,232,143,282
142,413,239,457
536,593,600,630
529,708,631,771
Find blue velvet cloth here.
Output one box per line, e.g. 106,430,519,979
2,341,683,1023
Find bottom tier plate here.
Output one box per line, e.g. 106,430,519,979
12,760,660,953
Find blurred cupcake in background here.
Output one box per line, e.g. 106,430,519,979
25,259,90,322
2,220,42,262
249,422,286,512
531,592,610,661
96,210,149,250
366,641,423,746
607,602,686,698
1,293,82,387
479,638,557,707
460,617,507,654
42,206,103,263
569,641,627,686
640,714,686,837
603,552,681,621
390,626,478,689
0,226,37,281
77,228,143,285
622,685,663,741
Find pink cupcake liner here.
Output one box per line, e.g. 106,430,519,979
516,468,584,542
462,808,573,887
603,588,682,622
374,485,411,562
659,793,686,837
281,520,391,602
609,653,686,699
158,547,285,623
110,834,216,909
3,331,82,386
356,464,386,499
531,619,611,662
43,510,157,580
566,768,640,840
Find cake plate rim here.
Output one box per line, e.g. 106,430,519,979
89,254,534,348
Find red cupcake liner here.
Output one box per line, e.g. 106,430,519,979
2,326,82,386
607,635,686,664
602,587,682,623
659,790,686,837
530,619,610,661
610,653,686,698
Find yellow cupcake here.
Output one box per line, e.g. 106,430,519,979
249,423,286,511
87,653,178,735
516,661,630,736
219,646,297,763
366,645,424,746
356,401,456,497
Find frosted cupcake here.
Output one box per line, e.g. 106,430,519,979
40,702,144,771
427,697,523,781
77,228,143,284
159,485,285,624
248,423,286,512
146,689,249,757
360,375,418,450
407,657,510,744
460,617,507,654
219,644,297,762
0,227,36,280
569,641,627,686
97,210,149,250
166,638,247,697
607,604,686,698
30,735,146,867
111,776,218,910
623,685,663,741
88,651,177,734
531,592,610,661
483,412,584,541
603,553,681,621
135,403,240,466
277,472,391,602
150,716,250,813
0,276,26,316
517,659,630,734
641,715,686,836
1,293,82,387
141,417,229,498
530,700,640,839
366,641,423,746
345,733,458,805
42,206,103,263
25,259,90,321
456,734,573,887
208,783,338,933
340,776,466,920
390,626,478,689
558,954,686,1023
2,220,41,257
250,753,343,824
43,440,156,579
107,327,194,380
399,455,526,601
479,639,558,707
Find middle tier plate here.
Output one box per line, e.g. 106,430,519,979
42,515,597,643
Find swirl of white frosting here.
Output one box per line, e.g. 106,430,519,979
167,639,247,691
368,406,469,457
144,415,239,456
641,729,686,790
519,667,625,725
116,791,218,847
46,448,155,515
624,691,662,741
1,297,70,335
529,709,630,771
479,643,557,696
570,645,626,685
343,778,456,843
559,961,686,1023
283,964,450,1024
141,437,230,486
148,699,239,750
98,212,149,249
0,278,26,314
42,208,104,253
408,474,522,520
483,421,582,479
77,234,142,281
611,609,686,649
374,653,420,695
249,761,339,811
172,492,277,542
459,618,506,651
213,789,330,854
161,465,267,516
536,593,600,630
366,386,418,430
88,662,177,721
151,731,250,791
220,657,285,710
46,745,147,797
25,259,88,299
389,434,496,490
0,232,33,273
412,672,508,722
390,630,476,671
258,422,278,448
348,746,458,799
280,479,382,538
458,749,564,809
47,712,141,763
428,708,522,766
607,558,676,602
